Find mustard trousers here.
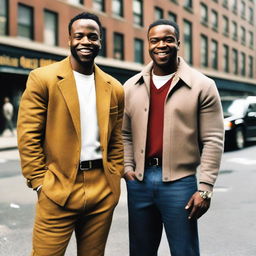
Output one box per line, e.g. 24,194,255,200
31,168,116,256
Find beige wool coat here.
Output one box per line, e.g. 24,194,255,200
122,57,224,191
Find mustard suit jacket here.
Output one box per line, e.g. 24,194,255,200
17,57,124,206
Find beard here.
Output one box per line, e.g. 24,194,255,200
70,46,99,67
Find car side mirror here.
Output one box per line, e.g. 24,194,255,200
247,111,256,118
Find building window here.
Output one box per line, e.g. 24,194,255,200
222,0,228,8
240,52,246,76
18,4,33,40
112,0,123,17
184,0,193,10
232,49,238,74
134,38,144,64
249,31,254,48
241,1,246,19
211,10,218,31
113,32,124,60
248,56,253,78
0,0,8,35
223,44,229,72
68,0,83,4
231,21,237,41
200,35,208,67
183,20,193,64
154,7,163,20
168,12,177,22
248,7,254,24
44,10,58,46
93,0,105,12
200,3,208,25
222,16,229,36
241,26,246,45
133,0,143,26
231,0,238,13
99,27,106,57
211,40,218,70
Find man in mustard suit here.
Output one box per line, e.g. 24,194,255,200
17,12,124,256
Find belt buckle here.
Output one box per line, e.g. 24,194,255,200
80,161,92,171
152,157,159,166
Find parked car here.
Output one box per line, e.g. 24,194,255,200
221,96,256,149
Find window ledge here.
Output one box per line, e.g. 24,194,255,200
183,6,193,14
170,0,179,5
201,21,208,27
111,14,125,21
212,26,218,32
232,8,237,14
223,32,229,37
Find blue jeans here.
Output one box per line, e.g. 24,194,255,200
126,166,200,256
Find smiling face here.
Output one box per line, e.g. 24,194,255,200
69,19,101,74
148,24,180,75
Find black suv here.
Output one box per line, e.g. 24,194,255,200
221,96,256,149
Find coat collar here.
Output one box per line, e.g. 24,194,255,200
56,57,112,146
134,56,193,89
94,65,112,147
57,57,80,140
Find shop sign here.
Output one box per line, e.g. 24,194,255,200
0,44,65,73
0,54,58,70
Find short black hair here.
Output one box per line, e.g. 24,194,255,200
148,19,180,40
68,12,102,36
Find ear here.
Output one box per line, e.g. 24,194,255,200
177,40,180,50
98,38,102,49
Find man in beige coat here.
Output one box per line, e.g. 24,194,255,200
122,19,224,256
17,12,124,256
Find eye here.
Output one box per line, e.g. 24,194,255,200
74,34,83,39
150,38,159,44
88,34,99,41
165,37,175,43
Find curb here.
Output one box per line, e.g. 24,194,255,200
0,146,18,152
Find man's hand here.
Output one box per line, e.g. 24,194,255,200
124,170,137,181
185,191,211,219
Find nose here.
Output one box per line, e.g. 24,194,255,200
80,36,91,44
157,40,167,48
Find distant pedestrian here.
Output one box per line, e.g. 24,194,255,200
122,19,224,256
2,97,14,135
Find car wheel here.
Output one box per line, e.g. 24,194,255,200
235,127,245,149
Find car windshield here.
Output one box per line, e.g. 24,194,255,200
221,99,247,116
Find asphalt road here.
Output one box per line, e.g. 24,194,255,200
0,145,256,256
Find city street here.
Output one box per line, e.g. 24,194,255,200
0,145,256,256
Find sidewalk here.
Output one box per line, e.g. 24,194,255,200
0,130,18,151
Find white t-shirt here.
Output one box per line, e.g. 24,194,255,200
73,71,102,161
152,72,175,89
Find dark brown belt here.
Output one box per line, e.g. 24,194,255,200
145,157,162,167
79,159,103,171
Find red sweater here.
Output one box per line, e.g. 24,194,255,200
146,76,174,159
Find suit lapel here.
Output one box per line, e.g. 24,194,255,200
57,57,81,141
94,65,111,148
